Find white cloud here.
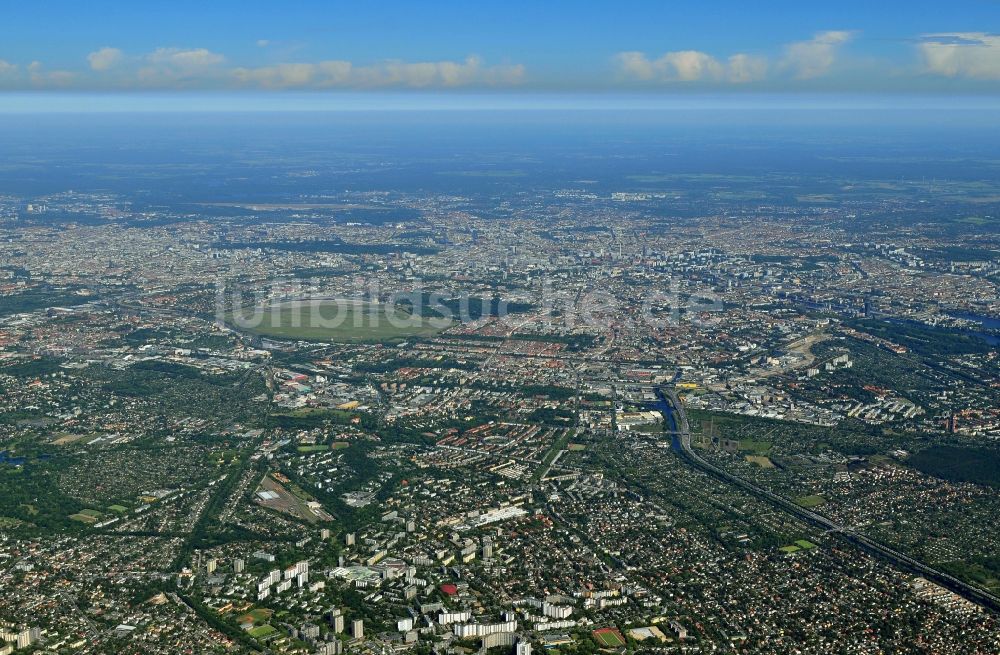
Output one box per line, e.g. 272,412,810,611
87,47,123,71
727,53,769,83
663,51,725,81
615,31,852,85
615,51,656,80
232,61,352,88
147,47,225,69
27,61,74,87
315,61,354,84
256,39,271,48
0,49,529,91
919,32,1000,79
363,56,523,87
780,30,852,79
0,60,17,79
137,47,226,86
615,50,766,83
232,55,523,89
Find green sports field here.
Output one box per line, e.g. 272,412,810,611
228,301,451,343
69,509,103,523
248,624,278,639
296,445,330,453
593,628,626,647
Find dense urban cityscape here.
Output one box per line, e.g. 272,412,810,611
1,119,999,654
4,1,1000,653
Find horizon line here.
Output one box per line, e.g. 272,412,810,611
3,91,1000,114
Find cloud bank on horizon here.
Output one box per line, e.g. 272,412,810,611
1,30,1000,92
0,48,527,91
615,31,854,84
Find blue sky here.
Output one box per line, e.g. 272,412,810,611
1,0,999,104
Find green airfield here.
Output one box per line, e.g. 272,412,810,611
228,301,450,343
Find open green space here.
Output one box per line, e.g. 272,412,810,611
248,624,278,639
229,301,451,343
296,441,351,453
296,445,330,453
531,430,574,483
794,495,826,508
955,216,995,225
238,608,274,626
740,439,773,454
908,445,1000,488
593,629,626,648
938,559,1000,595
0,286,94,318
745,455,774,468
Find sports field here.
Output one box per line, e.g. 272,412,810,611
229,300,451,343
239,608,273,624
295,442,350,452
248,624,278,639
593,628,626,647
780,539,818,554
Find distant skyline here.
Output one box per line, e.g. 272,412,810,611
2,0,999,106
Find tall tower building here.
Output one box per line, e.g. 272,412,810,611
329,608,345,634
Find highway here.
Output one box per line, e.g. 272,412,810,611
658,387,1000,615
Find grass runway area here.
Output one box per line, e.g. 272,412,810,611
228,301,451,343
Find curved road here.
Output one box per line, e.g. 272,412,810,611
659,388,1000,614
